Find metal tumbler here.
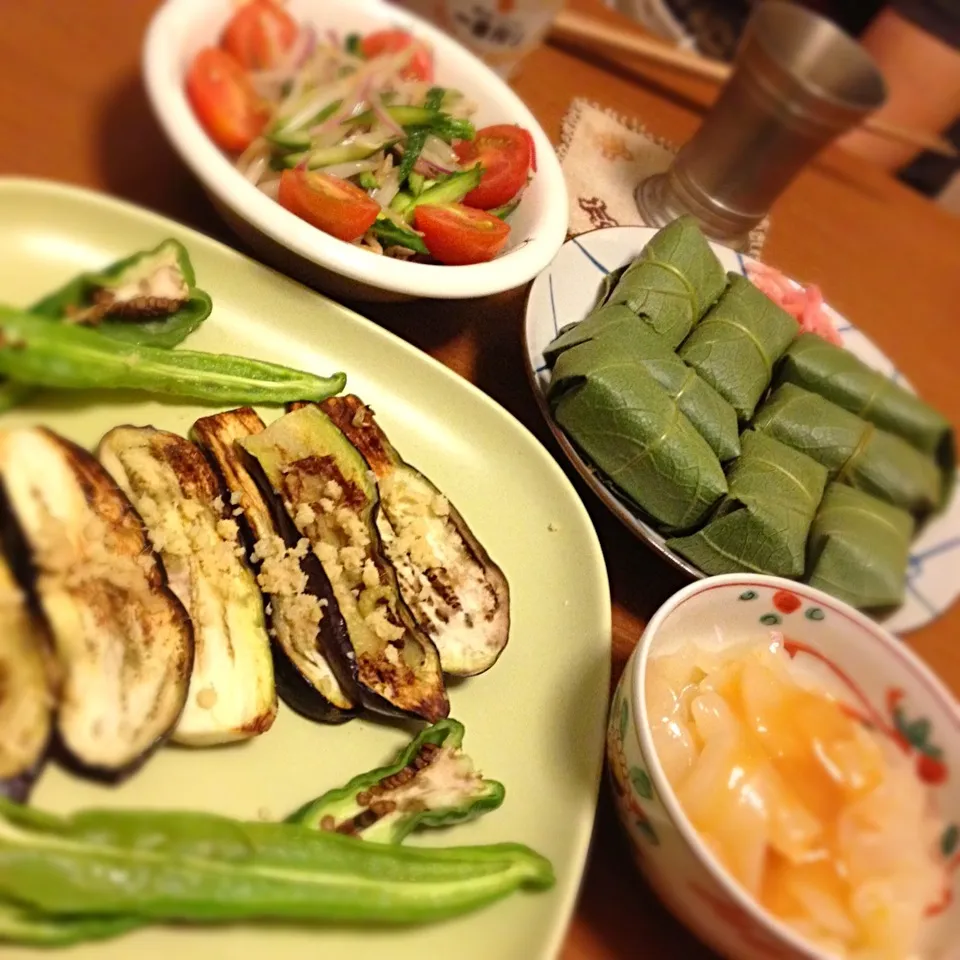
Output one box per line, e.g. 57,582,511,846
635,1,887,249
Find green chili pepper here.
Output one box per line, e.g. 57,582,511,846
371,217,429,255
282,140,395,170
397,87,448,186
0,311,346,406
29,239,213,350
408,171,426,196
350,106,474,143
288,720,506,843
345,32,363,56
0,798,553,929
391,166,483,221
0,899,139,947
489,195,523,220
269,100,344,152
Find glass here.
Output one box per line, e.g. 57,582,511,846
392,0,565,79
635,0,887,250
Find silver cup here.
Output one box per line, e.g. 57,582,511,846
635,1,887,249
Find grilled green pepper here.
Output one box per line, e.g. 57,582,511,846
0,797,553,928
0,310,346,405
289,719,505,842
29,239,213,349
0,899,139,948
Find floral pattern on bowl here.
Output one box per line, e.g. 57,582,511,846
608,574,960,960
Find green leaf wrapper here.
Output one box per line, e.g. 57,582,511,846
546,317,740,462
753,384,943,517
29,238,213,349
806,482,915,610
549,346,727,531
602,215,728,347
779,333,955,497
667,431,828,577
678,272,799,420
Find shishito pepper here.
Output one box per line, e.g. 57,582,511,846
0,797,553,928
0,901,139,949
288,719,506,843
0,310,347,406
29,239,213,349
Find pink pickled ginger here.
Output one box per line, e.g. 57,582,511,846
746,261,843,346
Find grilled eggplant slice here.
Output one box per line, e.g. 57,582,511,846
0,428,193,775
242,405,449,722
98,426,277,747
0,552,55,801
191,408,357,723
314,396,510,677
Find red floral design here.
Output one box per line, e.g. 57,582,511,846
772,589,801,614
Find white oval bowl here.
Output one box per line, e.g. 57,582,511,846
143,0,568,302
608,574,960,960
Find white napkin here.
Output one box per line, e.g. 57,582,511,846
557,98,769,258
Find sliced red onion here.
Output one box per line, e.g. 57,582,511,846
294,25,318,68
310,78,370,138
369,91,405,138
258,178,281,200
421,134,461,171
315,158,382,179
242,153,269,184
373,168,402,209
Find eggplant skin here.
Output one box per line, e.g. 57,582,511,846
0,553,55,802
98,425,277,747
318,396,511,677
242,406,449,723
190,408,358,724
0,428,193,777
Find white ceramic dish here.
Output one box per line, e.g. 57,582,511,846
143,0,568,302
523,226,960,635
0,177,610,960
608,574,960,960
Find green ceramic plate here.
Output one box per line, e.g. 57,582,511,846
0,178,611,960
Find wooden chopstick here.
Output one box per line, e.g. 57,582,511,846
550,9,958,160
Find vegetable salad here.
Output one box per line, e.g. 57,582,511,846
186,0,536,265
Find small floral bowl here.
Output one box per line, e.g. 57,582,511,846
607,574,960,960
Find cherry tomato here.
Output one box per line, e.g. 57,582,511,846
520,127,537,172
454,125,534,210
361,29,433,82
221,0,300,71
414,204,510,265
186,48,269,153
278,169,380,242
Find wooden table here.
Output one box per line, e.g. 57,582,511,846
2,1,958,956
